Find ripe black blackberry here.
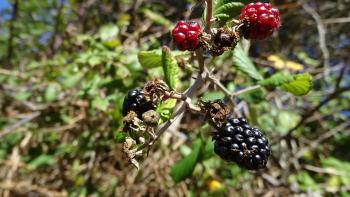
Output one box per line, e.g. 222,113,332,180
122,89,155,117
213,117,271,170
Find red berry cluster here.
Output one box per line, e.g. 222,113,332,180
240,2,281,40
172,21,201,51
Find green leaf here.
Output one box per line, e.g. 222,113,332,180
45,83,59,102
138,50,189,69
232,44,263,80
15,91,31,101
214,1,244,23
202,91,225,101
98,24,119,41
92,97,109,111
276,110,301,134
115,131,127,143
138,50,162,68
258,73,294,87
28,155,54,170
143,9,171,26
259,73,313,96
156,99,177,124
214,0,257,24
201,139,214,161
170,139,203,183
162,46,180,90
280,73,312,96
288,171,319,192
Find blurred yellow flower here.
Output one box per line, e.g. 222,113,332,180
267,55,304,71
207,179,223,192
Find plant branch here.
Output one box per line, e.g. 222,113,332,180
335,63,347,90
154,73,206,139
207,72,262,97
300,0,330,72
0,112,41,139
205,0,213,33
195,49,205,73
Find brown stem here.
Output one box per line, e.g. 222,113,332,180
205,0,213,33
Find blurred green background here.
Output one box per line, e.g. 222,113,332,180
0,0,349,196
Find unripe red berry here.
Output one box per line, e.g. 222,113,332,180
172,21,201,51
239,2,281,40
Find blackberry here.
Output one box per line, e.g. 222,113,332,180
213,117,271,170
122,89,155,117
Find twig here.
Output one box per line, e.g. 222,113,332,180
0,112,41,139
195,49,205,73
304,164,350,176
231,85,261,97
0,68,26,78
335,63,347,89
323,17,350,24
207,72,262,97
300,0,330,72
2,147,19,197
154,73,206,141
204,0,213,33
0,181,67,197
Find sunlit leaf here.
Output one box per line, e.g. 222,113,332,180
259,73,313,96
233,44,263,80
162,46,180,90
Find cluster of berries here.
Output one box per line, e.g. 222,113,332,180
122,90,271,170
213,117,271,170
171,2,281,52
122,2,278,171
122,89,154,118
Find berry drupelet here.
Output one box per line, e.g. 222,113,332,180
172,21,201,51
239,2,281,40
213,117,271,170
122,89,155,118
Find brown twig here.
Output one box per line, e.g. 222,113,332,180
300,0,330,72
207,72,262,97
204,0,213,33
0,112,41,139
335,63,348,89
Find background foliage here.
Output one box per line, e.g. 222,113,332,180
0,0,350,196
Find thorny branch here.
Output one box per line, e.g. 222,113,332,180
138,0,265,152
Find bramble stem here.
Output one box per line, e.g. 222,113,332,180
205,0,213,33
